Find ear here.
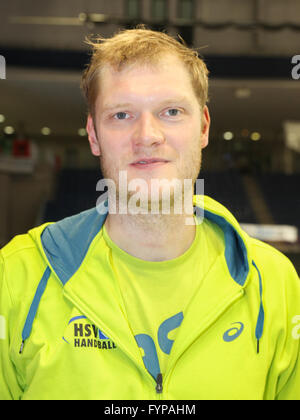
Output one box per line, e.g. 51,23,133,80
86,114,101,156
200,106,210,149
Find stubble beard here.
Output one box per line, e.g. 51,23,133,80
98,144,202,226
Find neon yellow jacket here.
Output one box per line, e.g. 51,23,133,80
1,196,300,400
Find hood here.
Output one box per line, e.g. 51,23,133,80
20,195,264,354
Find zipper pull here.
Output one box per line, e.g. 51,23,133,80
155,373,163,394
19,340,25,354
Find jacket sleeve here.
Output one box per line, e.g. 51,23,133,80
275,259,300,400
0,251,23,400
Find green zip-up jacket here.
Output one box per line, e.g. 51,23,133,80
0,195,300,400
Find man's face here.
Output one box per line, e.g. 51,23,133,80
87,54,210,211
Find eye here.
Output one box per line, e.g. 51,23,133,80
165,108,181,117
114,112,129,120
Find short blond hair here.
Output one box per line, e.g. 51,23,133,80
81,26,209,119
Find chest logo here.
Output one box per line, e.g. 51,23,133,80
135,312,184,381
63,315,117,350
223,322,244,342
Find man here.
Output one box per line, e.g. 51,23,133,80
0,27,300,400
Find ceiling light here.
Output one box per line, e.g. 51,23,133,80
41,127,51,135
0,114,5,123
223,131,234,141
250,132,261,141
4,126,14,135
235,88,251,99
241,129,249,138
78,128,87,137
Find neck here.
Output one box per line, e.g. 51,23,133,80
104,211,196,262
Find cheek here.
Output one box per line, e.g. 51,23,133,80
175,124,202,154
175,131,203,173
99,128,124,158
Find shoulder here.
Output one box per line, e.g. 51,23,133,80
0,227,50,305
1,233,37,259
248,237,300,304
250,237,298,276
1,228,47,276
1,220,53,261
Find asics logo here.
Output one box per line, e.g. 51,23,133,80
223,322,244,342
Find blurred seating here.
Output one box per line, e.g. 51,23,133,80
43,168,258,224
43,169,102,222
200,170,258,224
255,173,300,230
43,169,300,229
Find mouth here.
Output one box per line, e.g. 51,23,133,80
130,158,170,169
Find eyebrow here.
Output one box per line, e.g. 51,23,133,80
102,103,133,112
102,96,192,112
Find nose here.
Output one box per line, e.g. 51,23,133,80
132,112,165,147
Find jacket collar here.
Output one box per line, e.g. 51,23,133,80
38,195,252,288
22,195,263,358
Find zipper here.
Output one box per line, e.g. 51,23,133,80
161,289,246,394
155,373,163,394
64,281,245,399
63,289,158,394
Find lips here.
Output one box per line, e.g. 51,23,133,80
131,158,169,165
129,158,170,170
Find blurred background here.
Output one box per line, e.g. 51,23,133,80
0,0,299,273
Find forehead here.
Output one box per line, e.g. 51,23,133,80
96,54,196,105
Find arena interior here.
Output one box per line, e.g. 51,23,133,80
0,0,300,274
